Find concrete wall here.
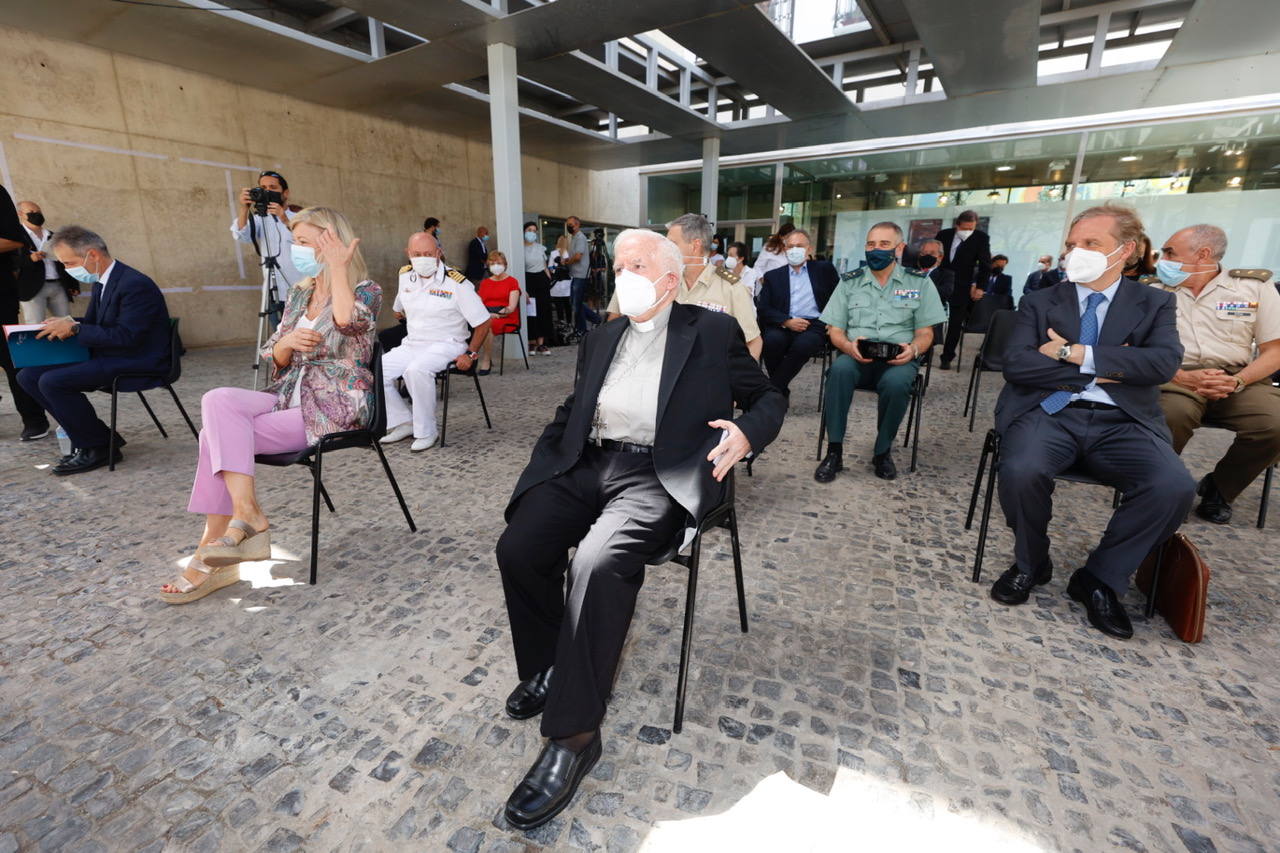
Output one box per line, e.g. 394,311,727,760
0,25,639,346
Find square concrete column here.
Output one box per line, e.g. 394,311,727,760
488,41,527,360
701,136,720,225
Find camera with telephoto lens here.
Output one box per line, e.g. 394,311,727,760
248,186,284,216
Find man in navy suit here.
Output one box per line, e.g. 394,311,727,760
991,204,1195,639
936,210,991,368
756,228,838,393
19,225,171,474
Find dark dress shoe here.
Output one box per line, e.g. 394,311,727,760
20,424,50,441
814,449,843,483
504,731,602,831
939,358,952,371
505,667,553,720
1066,568,1133,640
52,446,122,476
1194,475,1232,524
873,452,897,480
990,562,1052,605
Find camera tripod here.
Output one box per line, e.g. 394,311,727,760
247,211,288,389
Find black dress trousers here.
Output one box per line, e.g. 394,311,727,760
496,445,685,739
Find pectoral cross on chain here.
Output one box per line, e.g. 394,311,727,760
591,403,606,446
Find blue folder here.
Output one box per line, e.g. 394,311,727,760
4,325,90,368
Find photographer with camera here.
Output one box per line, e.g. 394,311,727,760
232,170,298,331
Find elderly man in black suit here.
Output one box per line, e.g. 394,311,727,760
991,203,1195,639
495,228,786,830
756,227,839,393
936,209,991,369
1022,253,1060,299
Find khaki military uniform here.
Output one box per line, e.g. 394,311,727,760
1159,267,1280,502
608,263,760,343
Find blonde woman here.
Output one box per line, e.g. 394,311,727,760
159,207,381,603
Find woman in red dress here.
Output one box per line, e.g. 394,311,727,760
477,249,522,374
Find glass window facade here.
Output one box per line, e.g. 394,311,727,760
644,111,1280,298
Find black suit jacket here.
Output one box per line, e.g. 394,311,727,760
15,226,77,302
980,272,1012,297
936,228,991,296
79,261,171,368
465,237,487,282
1022,269,1061,295
995,279,1182,441
928,267,955,302
756,260,838,327
507,303,787,528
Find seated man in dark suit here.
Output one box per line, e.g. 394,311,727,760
756,227,838,393
977,254,1013,306
1022,254,1059,299
495,229,786,831
991,204,1195,639
19,225,171,474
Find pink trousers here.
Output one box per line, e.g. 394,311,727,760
187,387,309,516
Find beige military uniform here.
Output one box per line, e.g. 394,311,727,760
1159,267,1280,503
608,263,761,343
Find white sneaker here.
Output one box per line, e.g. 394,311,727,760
380,422,414,444
410,436,439,452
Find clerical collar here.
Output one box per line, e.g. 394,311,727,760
629,302,673,334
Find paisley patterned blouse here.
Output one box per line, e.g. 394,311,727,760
260,278,382,446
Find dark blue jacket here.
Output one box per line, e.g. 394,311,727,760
995,279,1182,441
79,261,171,369
756,260,839,328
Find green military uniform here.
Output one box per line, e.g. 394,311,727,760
818,264,947,456
1158,267,1280,503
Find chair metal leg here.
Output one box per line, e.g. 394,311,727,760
309,449,324,585
439,372,449,448
972,437,1000,583
137,391,168,438
1112,490,1122,509
373,440,417,532
963,359,978,418
673,534,702,735
1259,465,1274,529
728,509,748,633
1144,539,1165,619
473,374,493,429
967,365,984,432
166,384,198,438
909,381,923,474
108,385,119,471
902,392,916,449
965,432,994,529
499,334,506,376
521,337,530,370
815,368,829,461
318,479,335,513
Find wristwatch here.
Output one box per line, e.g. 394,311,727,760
1232,374,1246,394
1056,343,1073,362
465,350,478,360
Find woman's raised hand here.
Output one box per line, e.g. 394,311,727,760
315,227,360,272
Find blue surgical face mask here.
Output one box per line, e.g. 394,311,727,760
291,244,323,278
865,248,896,271
1155,257,1215,286
65,253,102,285
524,231,537,243
480,234,489,243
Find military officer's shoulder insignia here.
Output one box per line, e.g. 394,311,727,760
1136,274,1164,288
1228,268,1273,282
840,266,867,282
398,264,412,275
445,267,469,284
713,265,740,284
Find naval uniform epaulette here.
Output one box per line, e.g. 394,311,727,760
446,267,470,284
1228,268,1273,282
398,264,412,275
713,265,740,284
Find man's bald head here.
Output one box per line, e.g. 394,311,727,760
406,231,441,258
17,201,39,215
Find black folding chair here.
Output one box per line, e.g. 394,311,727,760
102,318,197,471
255,344,417,584
814,339,834,412
964,429,1160,617
647,471,747,734
962,309,1017,433
1200,420,1276,529
434,363,493,447
495,327,530,375
814,350,929,473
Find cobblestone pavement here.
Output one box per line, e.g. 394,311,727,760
1,339,1277,853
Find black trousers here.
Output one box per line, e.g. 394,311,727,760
525,270,553,342
1,293,48,431
941,296,973,363
378,321,408,353
998,405,1196,595
761,323,826,393
496,446,685,738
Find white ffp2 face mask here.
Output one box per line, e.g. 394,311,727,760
724,256,740,270
614,269,662,316
1064,244,1125,284
489,264,506,276
410,256,439,278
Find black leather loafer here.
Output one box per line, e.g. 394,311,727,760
990,562,1053,605
814,450,843,483
1066,568,1133,640
52,446,122,476
505,667,553,720
872,452,897,480
1194,475,1232,524
504,731,602,831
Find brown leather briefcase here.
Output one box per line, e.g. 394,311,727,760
1135,533,1209,643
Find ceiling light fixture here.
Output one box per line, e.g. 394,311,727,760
1120,155,1140,162
987,190,1001,200
995,165,1013,172
873,173,888,183
1228,176,1243,187
948,169,963,179
896,197,909,207
1048,159,1070,171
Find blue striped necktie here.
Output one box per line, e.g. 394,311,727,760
1041,291,1106,414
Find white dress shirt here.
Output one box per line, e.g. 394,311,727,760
231,209,299,298
22,224,58,280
